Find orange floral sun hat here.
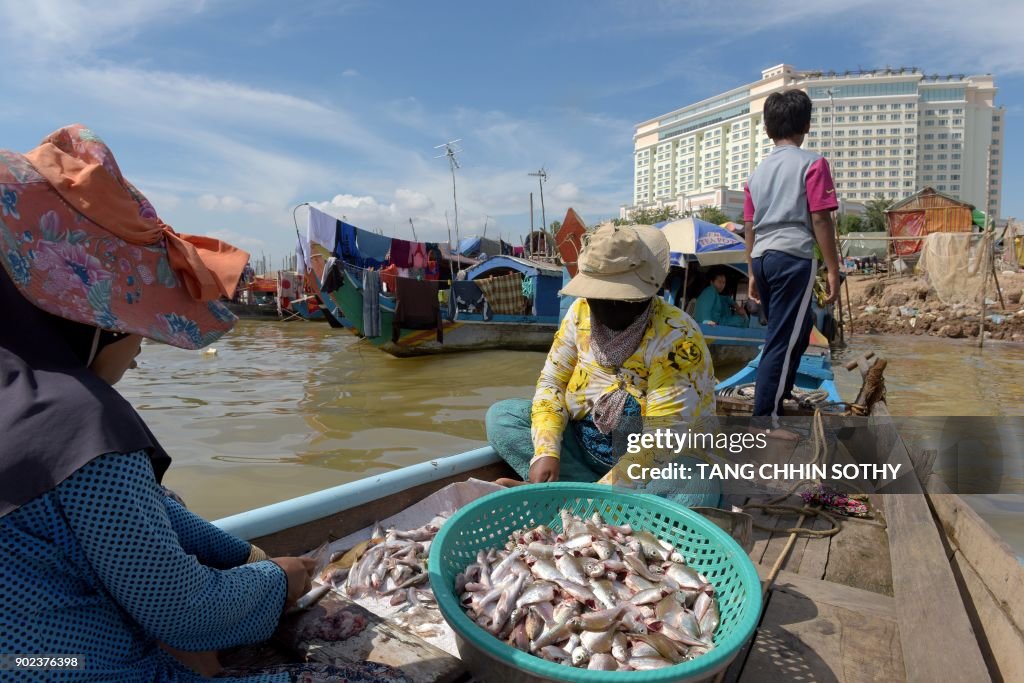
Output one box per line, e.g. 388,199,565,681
0,124,249,349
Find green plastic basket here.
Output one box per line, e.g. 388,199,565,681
428,483,762,682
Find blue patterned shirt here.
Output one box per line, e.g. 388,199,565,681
0,451,289,682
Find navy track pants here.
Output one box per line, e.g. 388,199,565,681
751,250,817,422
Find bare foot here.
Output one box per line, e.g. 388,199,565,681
494,477,528,487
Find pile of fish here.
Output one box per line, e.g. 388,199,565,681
454,510,720,671
315,517,446,637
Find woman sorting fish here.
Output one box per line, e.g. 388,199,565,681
486,223,721,505
0,126,406,683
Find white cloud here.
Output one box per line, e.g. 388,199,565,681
0,0,211,58
394,188,433,211
551,182,581,202
198,194,266,214
342,68,360,78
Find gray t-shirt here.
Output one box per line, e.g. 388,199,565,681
743,145,838,259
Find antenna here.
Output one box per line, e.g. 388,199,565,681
408,217,418,241
435,139,463,256
528,167,549,256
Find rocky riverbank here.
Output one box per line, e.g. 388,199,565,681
844,271,1024,342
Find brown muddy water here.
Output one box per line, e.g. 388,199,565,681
117,321,1024,559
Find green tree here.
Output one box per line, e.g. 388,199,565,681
613,206,680,226
863,195,891,232
694,205,731,225
837,213,864,235
549,220,562,234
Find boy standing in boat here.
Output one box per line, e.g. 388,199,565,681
743,90,840,436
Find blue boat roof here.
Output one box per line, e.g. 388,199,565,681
464,255,562,280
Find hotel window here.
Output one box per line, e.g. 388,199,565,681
905,113,915,120
905,159,914,166
951,174,960,180
849,115,860,122
890,114,900,120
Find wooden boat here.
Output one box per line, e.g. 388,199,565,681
714,326,841,413
209,356,1023,682
324,256,561,357
223,300,282,320
286,295,326,321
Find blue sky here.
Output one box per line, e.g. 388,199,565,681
0,0,1020,265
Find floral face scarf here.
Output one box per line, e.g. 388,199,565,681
588,298,654,434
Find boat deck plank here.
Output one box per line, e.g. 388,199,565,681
822,518,893,596
737,588,904,683
883,485,991,682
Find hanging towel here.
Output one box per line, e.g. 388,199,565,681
390,238,412,267
410,242,429,269
380,263,398,293
521,275,536,300
335,221,360,264
393,278,442,343
362,268,382,337
476,272,529,316
308,207,338,250
512,246,525,257
450,280,489,321
356,229,392,263
426,242,443,263
321,256,347,292
302,207,340,270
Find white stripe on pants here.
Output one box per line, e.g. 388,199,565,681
771,258,818,425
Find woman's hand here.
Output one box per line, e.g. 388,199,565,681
271,556,316,609
528,457,560,483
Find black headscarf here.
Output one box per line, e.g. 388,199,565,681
0,267,170,517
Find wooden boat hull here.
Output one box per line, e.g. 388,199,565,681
223,301,281,320
288,298,325,321
326,268,556,357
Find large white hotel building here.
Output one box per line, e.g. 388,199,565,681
627,64,1004,220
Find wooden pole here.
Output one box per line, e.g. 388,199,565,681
681,263,690,312
978,228,990,349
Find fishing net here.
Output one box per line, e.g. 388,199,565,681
916,231,993,305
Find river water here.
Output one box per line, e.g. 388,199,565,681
118,321,1024,557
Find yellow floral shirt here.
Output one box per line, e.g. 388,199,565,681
531,298,717,485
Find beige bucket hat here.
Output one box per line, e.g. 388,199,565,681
560,223,670,301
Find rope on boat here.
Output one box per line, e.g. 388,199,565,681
716,383,833,411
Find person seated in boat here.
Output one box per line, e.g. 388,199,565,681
485,223,720,506
0,125,407,683
693,268,749,327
